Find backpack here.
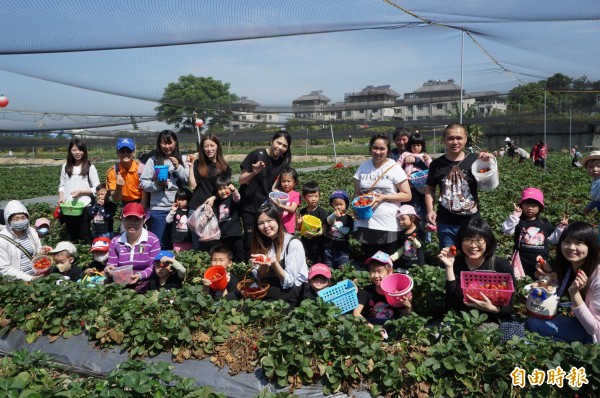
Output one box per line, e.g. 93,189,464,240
439,163,478,215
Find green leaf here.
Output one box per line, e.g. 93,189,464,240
260,356,274,368
11,371,31,389
275,366,288,378
302,366,313,379
455,362,467,375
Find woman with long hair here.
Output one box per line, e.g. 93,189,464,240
140,130,190,249
58,138,100,243
251,203,307,305
188,133,231,250
527,221,599,343
239,130,292,260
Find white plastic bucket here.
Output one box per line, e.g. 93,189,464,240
471,158,499,191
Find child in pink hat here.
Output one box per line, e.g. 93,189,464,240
301,263,332,301
391,205,425,272
353,251,411,327
501,187,568,279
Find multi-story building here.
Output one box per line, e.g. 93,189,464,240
292,90,331,121
289,80,505,124
395,80,506,121
230,96,279,130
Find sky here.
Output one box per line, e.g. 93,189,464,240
0,0,599,132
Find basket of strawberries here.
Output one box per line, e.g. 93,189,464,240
460,271,514,306
237,255,271,300
32,255,53,275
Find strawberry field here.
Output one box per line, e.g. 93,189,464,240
1,154,599,397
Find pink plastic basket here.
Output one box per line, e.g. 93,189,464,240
460,271,514,306
380,274,414,308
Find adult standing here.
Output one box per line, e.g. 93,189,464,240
390,127,410,161
571,145,582,168
532,140,548,168
140,130,190,249
58,139,100,243
188,133,231,250
424,123,496,248
106,138,145,206
239,131,292,260
353,132,411,260
0,200,51,281
104,202,161,293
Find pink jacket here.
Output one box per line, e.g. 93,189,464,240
398,152,431,175
572,267,600,343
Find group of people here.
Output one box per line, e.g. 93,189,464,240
0,123,598,344
498,137,548,167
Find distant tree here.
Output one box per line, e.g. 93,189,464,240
448,103,485,146
155,75,238,130
506,81,546,113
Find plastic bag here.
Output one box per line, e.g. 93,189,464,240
187,204,221,241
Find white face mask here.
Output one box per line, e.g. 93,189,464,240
93,253,109,263
56,260,72,273
37,227,49,237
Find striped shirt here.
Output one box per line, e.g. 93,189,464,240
17,235,35,275
107,229,160,280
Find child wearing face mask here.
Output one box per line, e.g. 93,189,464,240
85,237,111,275
34,218,51,240
49,241,83,281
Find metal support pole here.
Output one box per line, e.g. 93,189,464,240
544,89,547,173
305,127,308,156
569,107,572,152
459,29,464,124
330,124,337,164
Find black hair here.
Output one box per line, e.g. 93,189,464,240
408,132,427,153
196,133,228,178
175,187,192,202
155,130,183,166
275,167,299,190
271,130,292,166
369,133,391,155
65,139,91,178
393,127,410,140
210,244,234,260
301,181,320,196
251,203,286,261
555,221,599,298
455,218,497,259
443,123,467,138
215,176,232,190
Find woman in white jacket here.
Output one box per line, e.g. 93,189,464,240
0,201,51,281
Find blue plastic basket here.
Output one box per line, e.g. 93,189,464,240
409,170,428,194
317,279,358,314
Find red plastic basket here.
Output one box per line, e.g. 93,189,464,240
460,271,514,306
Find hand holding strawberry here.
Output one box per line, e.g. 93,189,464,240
437,247,456,269
568,268,588,295
250,254,272,266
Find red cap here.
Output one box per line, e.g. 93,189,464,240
90,237,111,252
308,263,332,280
122,202,145,218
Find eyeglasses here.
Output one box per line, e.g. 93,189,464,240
463,238,486,247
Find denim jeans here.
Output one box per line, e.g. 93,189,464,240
323,248,350,269
149,209,172,249
526,315,593,344
437,222,460,249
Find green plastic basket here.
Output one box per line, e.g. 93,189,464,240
60,200,86,216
